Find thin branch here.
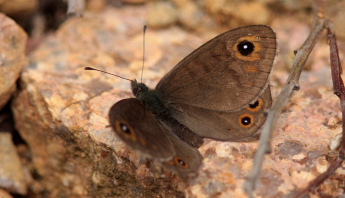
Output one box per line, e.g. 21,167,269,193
294,19,345,198
244,0,327,197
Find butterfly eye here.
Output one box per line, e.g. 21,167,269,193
237,40,255,56
239,114,254,128
247,98,264,112
175,157,188,168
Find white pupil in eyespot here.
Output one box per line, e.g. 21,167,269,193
122,125,128,131
243,45,248,49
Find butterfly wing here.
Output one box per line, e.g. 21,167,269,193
109,98,175,161
169,87,272,141
156,25,276,112
109,98,202,174
161,129,202,176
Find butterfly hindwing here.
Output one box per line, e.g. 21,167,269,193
169,87,272,141
109,98,175,161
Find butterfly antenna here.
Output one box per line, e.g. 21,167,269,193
141,25,147,84
84,67,133,82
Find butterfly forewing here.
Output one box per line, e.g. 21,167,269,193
156,25,276,112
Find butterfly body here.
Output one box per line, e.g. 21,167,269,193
131,80,170,118
108,25,277,176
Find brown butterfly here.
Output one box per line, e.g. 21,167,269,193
101,25,276,176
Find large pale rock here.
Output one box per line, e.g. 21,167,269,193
0,13,27,110
11,4,344,198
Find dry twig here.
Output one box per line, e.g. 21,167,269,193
293,19,345,198
243,0,344,197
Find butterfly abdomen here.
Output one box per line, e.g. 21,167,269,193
161,117,204,148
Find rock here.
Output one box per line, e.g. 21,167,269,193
12,6,185,197
175,1,205,30
203,0,273,28
147,1,177,28
0,13,27,110
277,0,312,10
233,2,271,24
121,0,146,4
86,0,106,13
67,0,85,16
0,132,27,195
0,189,13,198
0,0,38,15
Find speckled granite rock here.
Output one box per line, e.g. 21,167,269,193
0,13,27,110
11,4,345,198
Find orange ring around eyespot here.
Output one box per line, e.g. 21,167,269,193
238,114,254,128
115,120,137,143
247,98,264,112
231,36,263,61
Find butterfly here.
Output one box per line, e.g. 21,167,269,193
87,25,276,176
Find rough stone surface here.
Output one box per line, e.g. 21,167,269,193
0,0,38,15
0,13,27,110
0,188,13,198
10,3,345,198
0,132,27,195
147,1,177,28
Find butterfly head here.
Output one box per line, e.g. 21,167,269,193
131,79,149,98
